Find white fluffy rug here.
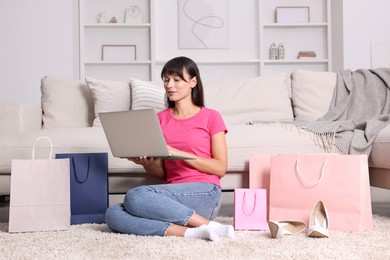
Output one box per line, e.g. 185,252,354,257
1,215,390,260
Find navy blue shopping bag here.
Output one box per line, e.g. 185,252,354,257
55,152,108,224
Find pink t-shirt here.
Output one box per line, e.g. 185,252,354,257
157,107,227,187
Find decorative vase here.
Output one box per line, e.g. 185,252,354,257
96,12,108,23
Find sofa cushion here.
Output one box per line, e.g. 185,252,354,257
0,127,144,174
225,123,326,172
291,70,337,121
369,124,390,169
85,77,131,126
129,78,166,111
41,76,94,128
0,103,42,135
0,123,325,175
204,73,293,125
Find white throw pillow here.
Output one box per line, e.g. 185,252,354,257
85,77,131,127
41,76,94,128
291,70,337,121
130,78,166,111
204,73,293,125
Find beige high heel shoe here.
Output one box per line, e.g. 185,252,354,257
268,220,307,239
307,200,329,238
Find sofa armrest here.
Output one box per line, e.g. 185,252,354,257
0,103,42,136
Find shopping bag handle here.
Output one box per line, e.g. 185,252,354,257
242,191,257,216
72,156,91,184
32,136,53,160
295,158,329,186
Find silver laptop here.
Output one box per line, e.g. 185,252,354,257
99,109,193,160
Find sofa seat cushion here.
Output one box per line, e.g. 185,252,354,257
370,124,390,169
0,127,144,174
0,124,328,175
225,123,326,172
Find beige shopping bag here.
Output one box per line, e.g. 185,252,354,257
8,137,70,233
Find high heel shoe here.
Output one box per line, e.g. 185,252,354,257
268,220,307,239
307,200,329,238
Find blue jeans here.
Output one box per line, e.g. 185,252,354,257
105,182,222,236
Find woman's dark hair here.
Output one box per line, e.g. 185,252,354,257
161,56,205,108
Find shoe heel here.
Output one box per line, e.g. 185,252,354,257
307,200,329,238
268,220,307,239
268,221,282,239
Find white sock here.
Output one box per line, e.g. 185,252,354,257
184,224,219,241
208,221,235,239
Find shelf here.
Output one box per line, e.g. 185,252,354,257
84,61,152,65
79,0,153,80
155,60,261,65
264,59,329,64
263,23,328,29
261,0,332,73
84,23,151,29
79,0,332,80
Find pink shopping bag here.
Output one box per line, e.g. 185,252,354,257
234,188,267,230
8,137,71,233
249,154,272,220
269,154,373,232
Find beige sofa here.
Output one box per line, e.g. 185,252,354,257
1,70,390,199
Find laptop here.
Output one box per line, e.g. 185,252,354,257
99,109,194,160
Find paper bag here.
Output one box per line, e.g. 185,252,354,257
9,137,70,233
269,154,373,232
249,154,272,219
234,188,267,230
55,152,108,224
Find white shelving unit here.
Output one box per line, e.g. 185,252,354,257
78,0,332,82
79,0,153,81
259,0,332,75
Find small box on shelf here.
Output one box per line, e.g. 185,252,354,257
297,51,316,59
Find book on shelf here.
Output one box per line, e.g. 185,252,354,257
298,56,317,60
297,51,317,59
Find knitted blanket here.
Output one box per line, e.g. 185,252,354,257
291,68,390,155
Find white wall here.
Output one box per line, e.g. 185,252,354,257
1,0,390,105
341,0,390,70
0,0,77,106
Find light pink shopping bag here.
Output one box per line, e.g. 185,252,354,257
249,154,272,220
249,154,272,190
269,154,373,232
8,137,70,233
234,188,267,230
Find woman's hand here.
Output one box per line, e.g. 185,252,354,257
166,145,183,157
128,156,166,179
128,156,154,167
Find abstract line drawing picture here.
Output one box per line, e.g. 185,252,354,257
178,0,230,49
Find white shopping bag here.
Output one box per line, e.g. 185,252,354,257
8,137,70,233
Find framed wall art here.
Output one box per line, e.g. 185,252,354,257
276,6,310,23
101,45,137,61
178,0,230,49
